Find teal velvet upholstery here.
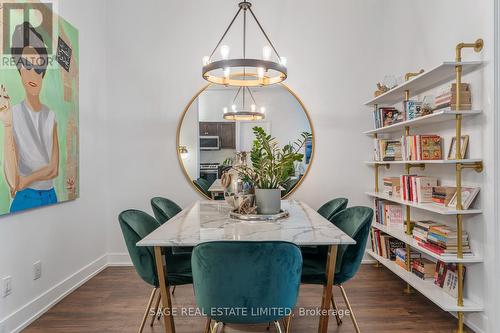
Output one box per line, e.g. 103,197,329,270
317,198,348,220
150,197,182,224
301,206,373,285
118,209,193,287
194,178,211,197
301,198,349,256
191,241,302,324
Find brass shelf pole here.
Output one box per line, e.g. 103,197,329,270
403,81,413,294
454,38,483,333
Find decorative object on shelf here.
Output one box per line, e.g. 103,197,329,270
421,95,434,116
223,86,265,121
434,83,471,111
404,69,425,81
0,9,80,215
448,186,480,210
374,82,390,97
447,135,469,160
235,127,310,214
178,145,189,159
201,0,287,87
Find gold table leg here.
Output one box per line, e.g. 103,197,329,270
318,245,338,333
154,246,176,333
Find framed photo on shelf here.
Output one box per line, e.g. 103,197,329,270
447,135,469,160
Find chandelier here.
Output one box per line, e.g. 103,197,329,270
223,86,266,121
202,1,287,87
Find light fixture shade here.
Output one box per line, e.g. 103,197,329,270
223,111,265,121
202,1,287,87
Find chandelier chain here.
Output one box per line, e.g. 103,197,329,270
209,7,242,59
248,7,281,59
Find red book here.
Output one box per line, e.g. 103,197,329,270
419,241,445,255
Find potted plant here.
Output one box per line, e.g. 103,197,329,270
235,127,311,214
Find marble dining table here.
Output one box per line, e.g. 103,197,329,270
137,199,355,333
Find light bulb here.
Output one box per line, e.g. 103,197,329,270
223,67,230,79
220,45,230,60
257,67,265,79
260,107,266,114
223,107,228,114
231,104,237,111
181,151,189,160
279,56,287,67
262,46,272,60
202,56,210,66
251,104,256,112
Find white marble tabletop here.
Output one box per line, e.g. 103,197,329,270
137,200,355,247
208,179,224,193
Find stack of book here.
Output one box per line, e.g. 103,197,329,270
434,261,466,298
370,229,406,260
394,248,421,269
400,175,438,203
373,107,403,129
401,135,442,160
411,258,436,280
431,186,457,206
416,224,472,257
373,139,403,161
383,177,400,196
374,198,404,229
412,220,440,242
434,83,471,111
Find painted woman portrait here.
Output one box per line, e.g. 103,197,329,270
0,22,59,213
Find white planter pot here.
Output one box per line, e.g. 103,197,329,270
255,188,281,214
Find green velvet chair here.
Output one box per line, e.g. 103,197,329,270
150,196,192,293
150,197,182,224
317,198,348,220
191,241,302,333
118,210,193,333
301,206,373,333
302,198,348,256
194,178,211,197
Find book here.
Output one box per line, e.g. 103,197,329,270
432,186,456,206
442,264,467,298
415,177,438,203
404,100,423,120
386,204,403,229
448,186,480,209
411,258,436,279
420,135,442,160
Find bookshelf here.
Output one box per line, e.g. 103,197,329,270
366,250,483,312
363,109,482,135
364,40,484,333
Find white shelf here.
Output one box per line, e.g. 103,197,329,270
363,109,482,135
366,250,483,312
370,223,482,264
365,61,483,106
366,191,482,215
364,159,482,165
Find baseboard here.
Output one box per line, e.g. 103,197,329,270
106,252,132,266
0,254,108,333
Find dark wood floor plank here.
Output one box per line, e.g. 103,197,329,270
23,265,473,333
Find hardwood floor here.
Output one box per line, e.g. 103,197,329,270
24,265,473,333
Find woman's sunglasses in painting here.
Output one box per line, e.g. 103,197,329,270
19,58,46,76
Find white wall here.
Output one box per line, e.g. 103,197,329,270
0,1,109,332
379,1,494,332
104,0,382,254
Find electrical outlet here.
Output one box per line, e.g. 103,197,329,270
2,276,12,297
33,261,42,280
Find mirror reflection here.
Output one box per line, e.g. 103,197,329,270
178,84,313,199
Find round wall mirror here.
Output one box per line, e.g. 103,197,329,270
177,83,314,200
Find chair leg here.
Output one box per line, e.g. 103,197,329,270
150,292,161,327
284,314,293,333
204,317,212,333
331,292,342,326
211,321,222,333
338,285,361,333
171,285,176,295
138,288,157,333
274,320,283,333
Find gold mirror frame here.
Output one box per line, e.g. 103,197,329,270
176,83,315,200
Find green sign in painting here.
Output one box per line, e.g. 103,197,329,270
0,1,79,215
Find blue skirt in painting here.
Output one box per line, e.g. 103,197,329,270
10,188,58,213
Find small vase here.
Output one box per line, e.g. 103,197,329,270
255,188,281,215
